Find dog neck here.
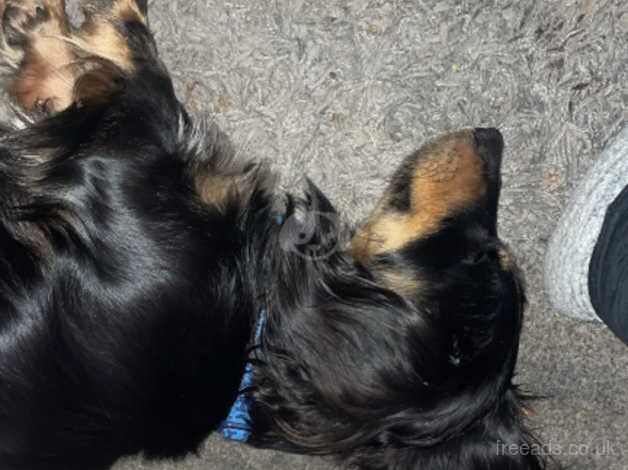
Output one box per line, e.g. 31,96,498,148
218,214,283,442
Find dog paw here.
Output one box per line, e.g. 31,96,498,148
0,0,60,73
0,0,75,117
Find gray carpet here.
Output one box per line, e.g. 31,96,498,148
94,0,626,468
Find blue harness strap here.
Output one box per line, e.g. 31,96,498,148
219,310,266,442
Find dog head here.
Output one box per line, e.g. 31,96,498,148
251,129,543,469
351,128,521,369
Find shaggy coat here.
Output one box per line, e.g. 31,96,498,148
0,0,544,469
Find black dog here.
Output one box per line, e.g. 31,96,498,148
0,1,544,469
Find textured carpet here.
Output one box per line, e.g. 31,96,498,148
78,0,626,468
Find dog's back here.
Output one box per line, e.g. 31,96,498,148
0,12,269,468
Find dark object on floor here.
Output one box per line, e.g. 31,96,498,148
590,185,628,346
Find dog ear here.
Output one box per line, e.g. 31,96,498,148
352,389,547,470
274,179,352,263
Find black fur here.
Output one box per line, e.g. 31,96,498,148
0,4,545,470
249,186,544,470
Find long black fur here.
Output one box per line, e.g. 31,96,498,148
250,189,544,470
0,4,545,470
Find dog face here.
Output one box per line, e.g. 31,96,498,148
351,128,522,364
252,129,540,469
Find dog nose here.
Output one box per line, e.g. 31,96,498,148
473,128,503,164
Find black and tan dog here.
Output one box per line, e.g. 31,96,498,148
0,1,544,469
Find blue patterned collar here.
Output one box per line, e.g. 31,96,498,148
218,309,266,442
219,214,282,442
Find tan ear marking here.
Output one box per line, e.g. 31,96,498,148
352,130,487,262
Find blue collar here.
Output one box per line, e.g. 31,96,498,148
219,214,281,442
218,310,266,442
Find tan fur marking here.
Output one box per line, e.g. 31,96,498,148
378,270,423,298
352,131,486,262
195,175,234,213
77,21,133,71
194,164,268,214
0,0,154,116
75,0,148,73
498,246,514,270
2,0,148,113
69,61,122,106
110,0,146,24
9,54,74,113
6,0,77,113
